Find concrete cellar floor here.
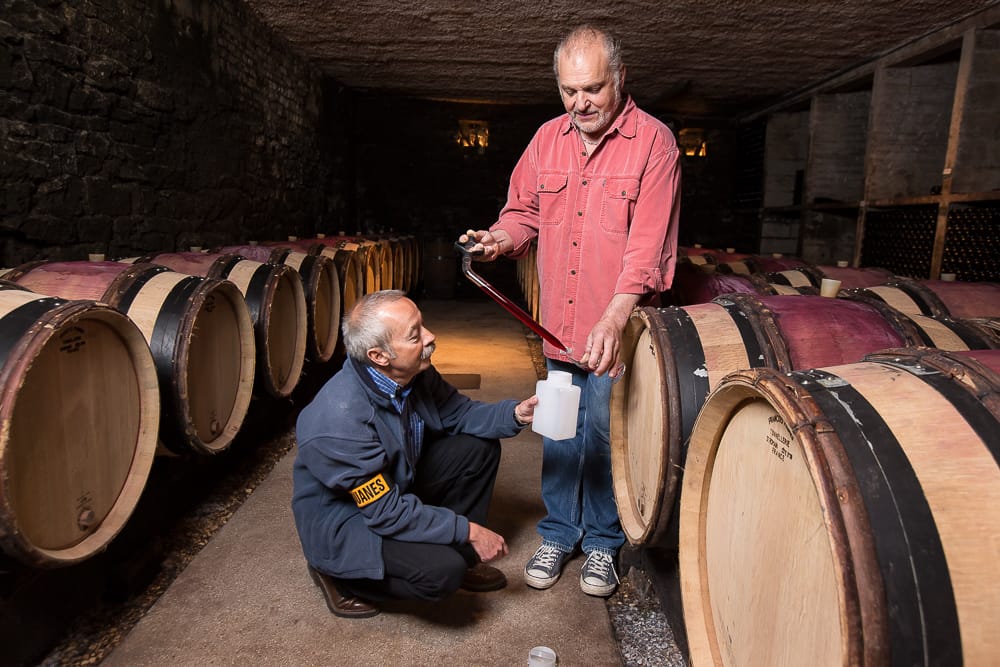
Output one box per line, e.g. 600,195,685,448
32,294,686,666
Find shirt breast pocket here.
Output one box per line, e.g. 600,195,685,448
538,173,569,226
601,177,640,235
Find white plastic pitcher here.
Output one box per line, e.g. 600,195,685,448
531,370,581,440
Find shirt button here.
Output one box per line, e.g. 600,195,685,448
621,190,627,196
570,270,576,275
572,241,578,247
577,211,583,216
540,184,545,190
568,299,573,304
582,180,588,186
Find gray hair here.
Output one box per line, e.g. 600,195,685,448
342,289,408,364
552,25,624,89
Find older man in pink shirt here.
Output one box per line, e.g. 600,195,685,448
461,25,680,597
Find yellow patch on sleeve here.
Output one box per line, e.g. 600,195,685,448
349,473,392,507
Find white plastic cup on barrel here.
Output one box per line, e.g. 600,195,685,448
528,646,558,666
88,253,105,262
820,278,842,297
836,259,849,268
940,272,957,282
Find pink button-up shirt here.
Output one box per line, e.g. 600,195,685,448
491,96,681,361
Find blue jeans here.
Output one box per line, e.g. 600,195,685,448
536,358,624,556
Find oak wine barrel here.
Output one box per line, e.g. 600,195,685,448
267,239,366,315
917,279,1000,319
679,348,1000,666
668,262,773,306
765,265,824,289
678,246,715,266
0,284,159,567
610,293,928,545
815,265,895,289
137,252,307,399
713,258,755,275
6,261,255,455
313,237,384,294
220,245,341,363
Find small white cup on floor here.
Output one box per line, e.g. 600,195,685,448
820,278,842,297
836,260,849,268
940,272,956,282
88,253,105,262
528,646,557,666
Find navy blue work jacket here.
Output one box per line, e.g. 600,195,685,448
292,358,521,580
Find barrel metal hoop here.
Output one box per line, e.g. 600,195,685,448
664,307,711,445
111,264,171,312
0,297,66,369
243,264,274,325
793,367,961,665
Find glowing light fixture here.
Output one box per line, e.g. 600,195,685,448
678,128,707,157
456,119,489,153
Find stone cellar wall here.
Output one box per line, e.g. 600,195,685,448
1,0,339,265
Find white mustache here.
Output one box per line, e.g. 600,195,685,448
420,343,436,360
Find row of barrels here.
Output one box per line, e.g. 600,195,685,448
512,243,1000,662
611,292,1000,663
0,234,418,569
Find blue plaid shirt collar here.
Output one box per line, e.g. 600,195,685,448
364,365,411,413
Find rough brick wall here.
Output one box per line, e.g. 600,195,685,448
762,111,809,208
807,91,870,204
1,0,339,265
952,29,1000,194
866,61,958,201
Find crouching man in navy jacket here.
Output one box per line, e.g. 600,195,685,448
292,289,537,618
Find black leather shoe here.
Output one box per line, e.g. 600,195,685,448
460,562,507,592
308,565,380,618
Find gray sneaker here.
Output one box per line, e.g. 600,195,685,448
580,551,619,596
524,544,570,589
